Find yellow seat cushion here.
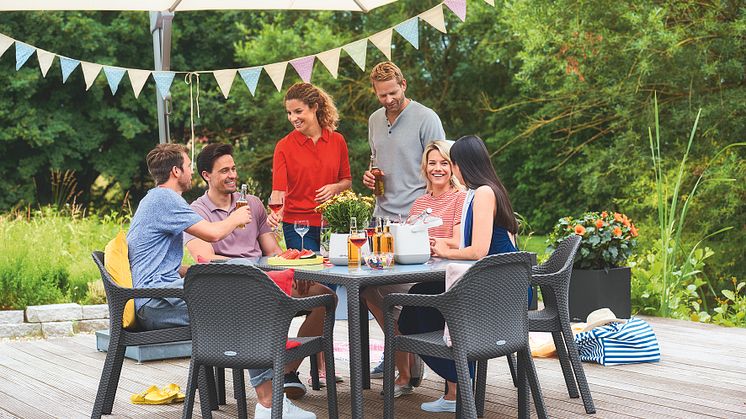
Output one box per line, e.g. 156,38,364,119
104,230,136,330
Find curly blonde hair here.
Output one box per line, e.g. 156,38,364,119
285,82,339,131
421,140,463,192
370,61,405,86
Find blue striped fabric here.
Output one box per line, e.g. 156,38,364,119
574,318,661,366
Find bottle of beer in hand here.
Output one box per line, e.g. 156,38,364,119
236,184,248,229
370,154,384,196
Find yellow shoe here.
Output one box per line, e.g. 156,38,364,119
130,385,177,405
162,383,185,403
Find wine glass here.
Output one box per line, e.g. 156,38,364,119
294,220,309,251
348,229,368,271
267,196,284,233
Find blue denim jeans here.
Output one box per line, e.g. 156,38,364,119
282,223,321,251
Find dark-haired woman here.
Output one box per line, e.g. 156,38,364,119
398,135,524,413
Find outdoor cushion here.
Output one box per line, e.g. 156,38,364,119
104,230,136,329
266,268,294,296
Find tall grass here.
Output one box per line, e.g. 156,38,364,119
648,96,745,317
0,207,124,309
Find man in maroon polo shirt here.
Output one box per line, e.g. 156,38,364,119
184,143,336,414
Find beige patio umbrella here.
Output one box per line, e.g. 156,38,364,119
0,0,398,141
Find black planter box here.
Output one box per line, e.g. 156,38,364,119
568,267,631,322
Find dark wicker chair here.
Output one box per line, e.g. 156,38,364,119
181,263,338,419
382,252,546,419
91,251,216,419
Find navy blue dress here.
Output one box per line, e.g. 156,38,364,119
398,199,521,384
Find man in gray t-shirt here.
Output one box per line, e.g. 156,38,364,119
363,61,446,220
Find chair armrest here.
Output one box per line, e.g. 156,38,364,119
382,292,445,311
530,272,558,287
292,294,336,312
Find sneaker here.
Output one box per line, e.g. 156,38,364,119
370,360,385,379
421,396,457,413
283,372,307,400
409,355,425,387
254,395,316,419
379,382,414,398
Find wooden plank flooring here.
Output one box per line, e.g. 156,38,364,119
0,316,745,418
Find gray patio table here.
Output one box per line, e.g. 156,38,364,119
253,257,476,419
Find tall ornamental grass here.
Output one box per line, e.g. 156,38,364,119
0,207,123,309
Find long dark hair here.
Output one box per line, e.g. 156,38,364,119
450,135,518,234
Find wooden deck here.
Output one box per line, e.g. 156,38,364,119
1,316,745,418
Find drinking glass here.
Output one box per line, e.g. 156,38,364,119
294,220,310,250
348,230,368,271
267,196,284,233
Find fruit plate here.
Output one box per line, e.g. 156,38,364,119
267,255,324,266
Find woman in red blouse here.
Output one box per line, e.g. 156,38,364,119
269,82,352,252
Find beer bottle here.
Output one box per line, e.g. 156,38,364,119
381,217,394,255
235,184,248,229
370,154,384,196
372,217,382,253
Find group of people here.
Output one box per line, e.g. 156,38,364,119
126,61,522,418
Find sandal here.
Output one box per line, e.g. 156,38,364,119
130,385,177,405
162,383,186,403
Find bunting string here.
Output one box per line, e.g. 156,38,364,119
184,72,201,168
0,0,486,102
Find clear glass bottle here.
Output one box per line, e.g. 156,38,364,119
235,184,248,228
347,217,361,268
372,217,383,253
381,217,394,254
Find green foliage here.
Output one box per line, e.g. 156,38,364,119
0,207,124,309
548,211,638,269
315,190,374,234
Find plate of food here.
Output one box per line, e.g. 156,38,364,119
267,249,324,266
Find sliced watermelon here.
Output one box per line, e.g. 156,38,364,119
283,249,300,260
299,249,316,259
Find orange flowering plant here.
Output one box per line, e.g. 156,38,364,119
548,211,638,269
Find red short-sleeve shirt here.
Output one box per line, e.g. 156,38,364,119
273,129,352,226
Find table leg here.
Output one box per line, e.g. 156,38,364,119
346,283,365,418
360,296,371,389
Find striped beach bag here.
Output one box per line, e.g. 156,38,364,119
573,317,660,366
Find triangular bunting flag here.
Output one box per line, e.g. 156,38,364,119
395,18,420,50
238,67,262,96
0,34,13,58
444,0,467,22
15,42,35,71
213,69,237,99
289,56,315,83
264,62,288,92
420,5,447,34
128,69,150,99
368,29,393,60
316,48,341,79
59,57,80,84
343,39,368,71
103,66,126,95
483,0,495,6
81,62,102,91
152,71,175,99
36,49,55,77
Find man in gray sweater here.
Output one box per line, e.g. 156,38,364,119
361,61,446,396
362,61,447,220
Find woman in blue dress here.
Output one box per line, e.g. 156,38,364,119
398,135,523,413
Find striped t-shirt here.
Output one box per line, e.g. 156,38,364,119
408,188,466,239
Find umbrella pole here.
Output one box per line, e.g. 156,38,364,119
150,11,174,144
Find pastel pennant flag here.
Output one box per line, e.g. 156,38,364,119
103,66,126,95
152,71,175,99
290,56,315,83
238,67,262,96
483,0,495,6
316,48,341,79
420,5,447,34
128,69,150,99
395,17,419,50
15,42,35,71
444,0,467,22
343,39,368,71
264,61,288,92
59,56,80,83
36,49,55,77
368,29,393,60
0,34,13,58
213,69,237,99
81,62,102,91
